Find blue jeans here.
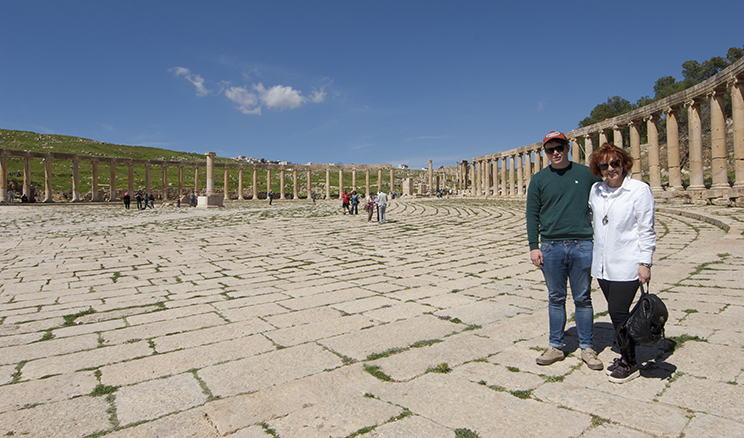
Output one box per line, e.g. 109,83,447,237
378,205,386,223
541,240,594,350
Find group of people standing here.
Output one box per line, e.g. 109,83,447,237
341,190,389,223
123,191,155,210
527,131,656,384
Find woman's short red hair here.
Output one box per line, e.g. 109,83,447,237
588,143,633,178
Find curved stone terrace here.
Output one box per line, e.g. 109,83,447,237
0,198,742,437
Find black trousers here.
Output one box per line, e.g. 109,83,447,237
597,278,639,366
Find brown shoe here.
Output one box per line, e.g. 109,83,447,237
581,348,604,371
536,347,565,366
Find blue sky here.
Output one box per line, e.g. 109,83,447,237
1,1,743,169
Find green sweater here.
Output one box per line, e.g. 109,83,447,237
526,162,602,250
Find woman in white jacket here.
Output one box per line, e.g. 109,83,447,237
589,143,656,384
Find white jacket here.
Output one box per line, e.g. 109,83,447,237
590,175,656,281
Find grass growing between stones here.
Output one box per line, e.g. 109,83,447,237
426,363,451,374
455,428,481,438
664,334,706,353
261,422,278,436
363,364,392,382
63,307,96,326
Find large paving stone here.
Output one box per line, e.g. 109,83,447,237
198,342,343,398
375,373,591,438
533,382,689,437
0,371,98,412
0,396,111,438
682,412,744,438
319,314,459,361
268,394,402,438
115,373,208,426
357,415,455,438
0,333,99,365
658,374,744,422
153,318,274,352
450,361,546,391
668,340,744,382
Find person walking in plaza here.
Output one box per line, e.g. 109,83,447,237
377,189,388,223
365,192,375,222
135,190,143,210
588,143,656,384
268,190,273,205
122,192,131,210
342,191,350,215
350,190,359,215
526,131,603,370
189,191,196,207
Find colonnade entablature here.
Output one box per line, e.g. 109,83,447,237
457,57,744,206
0,147,396,204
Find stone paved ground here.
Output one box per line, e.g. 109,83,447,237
0,198,742,438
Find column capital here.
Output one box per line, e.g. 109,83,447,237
643,113,658,123
684,98,699,109
663,106,678,116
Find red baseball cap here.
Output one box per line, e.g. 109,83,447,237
543,131,568,146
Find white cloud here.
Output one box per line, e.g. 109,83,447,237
170,66,209,96
224,86,262,115
170,66,328,115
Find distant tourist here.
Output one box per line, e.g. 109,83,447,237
7,191,14,203
311,192,316,205
365,192,375,222
148,194,154,209
135,191,143,210
377,189,388,223
189,191,196,207
350,190,359,215
268,190,273,205
342,191,350,215
589,143,656,384
123,192,131,210
526,131,603,371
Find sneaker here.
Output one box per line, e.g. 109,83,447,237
605,357,623,376
581,348,603,371
608,362,640,384
536,347,565,366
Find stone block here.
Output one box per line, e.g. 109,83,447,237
0,396,110,438
115,373,208,426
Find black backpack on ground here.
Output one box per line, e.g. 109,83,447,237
617,283,668,347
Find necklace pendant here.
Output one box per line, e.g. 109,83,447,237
602,215,608,225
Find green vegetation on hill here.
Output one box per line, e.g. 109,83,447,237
1,129,423,199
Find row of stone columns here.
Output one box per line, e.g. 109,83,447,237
459,149,547,197
0,150,397,203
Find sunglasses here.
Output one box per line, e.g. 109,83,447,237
544,144,565,154
598,158,622,171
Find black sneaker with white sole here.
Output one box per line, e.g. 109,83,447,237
608,362,640,384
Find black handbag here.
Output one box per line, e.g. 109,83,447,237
617,283,668,347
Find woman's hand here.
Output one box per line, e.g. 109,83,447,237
638,265,651,284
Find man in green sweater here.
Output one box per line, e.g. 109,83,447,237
526,131,603,370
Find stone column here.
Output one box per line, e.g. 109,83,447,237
193,166,199,194
509,155,516,196
517,153,524,196
178,165,185,200
145,162,151,195
629,121,642,181
598,130,608,146
500,157,507,196
613,125,624,148
252,167,258,200
646,114,662,193
525,151,533,190
71,157,81,202
0,153,6,202
91,160,99,201
572,139,580,164
583,137,593,165
428,159,433,194
237,167,244,200
206,152,216,195
266,168,272,197
389,168,394,194
339,169,344,197
542,148,549,169
377,168,383,193
686,99,705,190
732,78,744,188
710,89,729,190
43,154,53,202
162,165,169,201
109,160,117,201
280,168,286,200
23,154,31,197
471,161,477,196
306,169,312,199
292,169,298,200
664,107,683,191
366,169,371,196
352,168,357,192
127,161,134,196
492,159,498,196
223,167,230,200
325,169,330,200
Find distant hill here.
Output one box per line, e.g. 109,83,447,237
0,129,235,163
